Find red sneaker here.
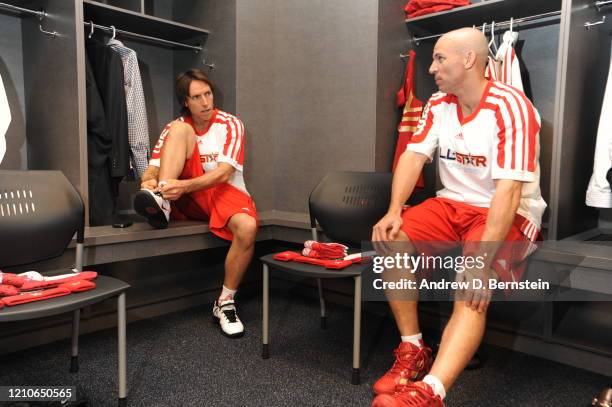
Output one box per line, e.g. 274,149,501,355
372,381,445,407
372,341,433,395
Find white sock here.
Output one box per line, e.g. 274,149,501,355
401,333,423,348
219,285,237,302
423,374,446,400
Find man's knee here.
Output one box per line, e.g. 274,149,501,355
231,215,257,243
163,122,197,154
452,301,487,318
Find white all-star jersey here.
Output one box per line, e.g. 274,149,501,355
150,110,249,195
407,81,547,240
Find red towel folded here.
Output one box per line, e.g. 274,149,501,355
0,284,20,297
404,0,470,18
303,240,348,259
1,287,71,306
0,272,25,287
19,271,98,291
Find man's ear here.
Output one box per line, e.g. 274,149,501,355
465,50,477,69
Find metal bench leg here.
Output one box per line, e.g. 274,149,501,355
352,275,362,385
262,264,270,359
117,293,127,407
317,278,327,329
70,309,80,373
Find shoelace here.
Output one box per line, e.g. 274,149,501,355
390,345,430,376
218,302,239,323
394,382,440,406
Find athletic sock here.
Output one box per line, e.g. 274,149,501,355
219,285,237,302
423,374,446,400
401,333,423,348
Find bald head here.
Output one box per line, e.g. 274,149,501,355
437,27,489,70
429,27,489,94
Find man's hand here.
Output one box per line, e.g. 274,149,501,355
141,178,158,191
160,179,190,201
456,265,494,313
371,212,404,255
372,213,403,242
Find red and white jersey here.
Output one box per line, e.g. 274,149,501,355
150,110,249,195
407,81,547,240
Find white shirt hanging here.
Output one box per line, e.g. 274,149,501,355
485,30,524,92
586,43,612,208
0,73,11,164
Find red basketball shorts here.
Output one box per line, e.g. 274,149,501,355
170,144,258,241
400,197,538,285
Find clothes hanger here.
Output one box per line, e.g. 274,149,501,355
88,21,94,39
502,17,519,48
110,25,116,41
488,21,498,56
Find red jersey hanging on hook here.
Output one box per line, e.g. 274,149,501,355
393,50,425,188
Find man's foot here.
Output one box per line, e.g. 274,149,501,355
373,341,433,395
372,381,444,407
133,189,170,229
212,299,245,338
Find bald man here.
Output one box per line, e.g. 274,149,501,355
370,28,546,407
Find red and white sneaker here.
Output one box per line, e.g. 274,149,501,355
134,189,170,229
372,381,445,407
373,341,433,395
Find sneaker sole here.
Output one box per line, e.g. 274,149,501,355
133,190,169,229
212,315,245,338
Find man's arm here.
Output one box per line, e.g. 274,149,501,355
140,165,159,190
372,150,428,241
464,179,522,312
481,179,522,242
160,163,235,201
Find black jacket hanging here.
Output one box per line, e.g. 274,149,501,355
86,35,130,179
85,56,116,226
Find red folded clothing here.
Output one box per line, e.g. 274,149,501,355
405,0,470,17
19,271,98,291
301,248,343,260
407,4,454,17
273,251,355,269
0,284,20,297
60,280,96,293
303,240,348,259
0,272,25,287
1,287,71,306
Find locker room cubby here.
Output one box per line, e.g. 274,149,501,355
406,0,562,236
0,0,235,229
82,0,216,221
0,0,84,191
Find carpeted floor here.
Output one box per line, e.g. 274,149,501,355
0,288,608,406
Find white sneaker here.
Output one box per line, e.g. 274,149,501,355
133,189,170,229
212,299,245,338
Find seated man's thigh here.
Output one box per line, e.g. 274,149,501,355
208,185,257,241
462,217,532,283
401,198,460,254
